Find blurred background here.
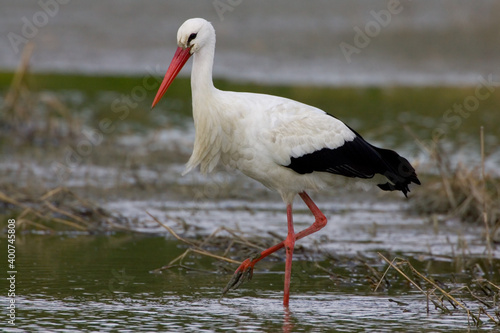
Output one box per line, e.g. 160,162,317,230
1,1,500,331
2,0,500,85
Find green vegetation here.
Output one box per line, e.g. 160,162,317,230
2,71,499,140
1,70,499,231
1,70,499,329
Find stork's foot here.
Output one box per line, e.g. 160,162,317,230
221,255,260,297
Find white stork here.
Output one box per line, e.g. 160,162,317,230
151,18,420,307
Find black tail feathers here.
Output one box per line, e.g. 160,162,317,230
372,145,421,197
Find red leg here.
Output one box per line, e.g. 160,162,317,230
222,191,328,301
295,192,328,241
283,203,295,307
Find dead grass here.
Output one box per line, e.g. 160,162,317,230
148,212,241,272
148,212,283,274
0,186,131,233
407,126,500,243
1,42,81,146
377,253,500,327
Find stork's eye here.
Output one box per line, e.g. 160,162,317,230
188,33,197,44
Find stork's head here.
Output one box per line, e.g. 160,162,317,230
177,18,215,53
151,18,215,109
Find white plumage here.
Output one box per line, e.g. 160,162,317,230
151,18,420,307
188,90,357,201
170,18,359,203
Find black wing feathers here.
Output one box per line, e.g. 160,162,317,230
287,137,380,178
285,125,420,197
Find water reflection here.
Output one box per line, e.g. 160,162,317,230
2,234,497,332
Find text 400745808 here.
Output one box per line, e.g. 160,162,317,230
7,219,16,326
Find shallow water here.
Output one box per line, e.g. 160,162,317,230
106,198,490,257
1,234,498,332
1,70,500,331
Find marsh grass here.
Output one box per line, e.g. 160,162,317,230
0,186,131,233
377,253,500,327
408,127,500,245
1,43,82,146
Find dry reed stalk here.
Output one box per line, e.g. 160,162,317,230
480,127,494,262
377,253,500,327
2,42,81,144
4,42,35,112
148,212,241,274
0,191,27,208
200,225,268,252
44,201,91,228
406,125,499,240
1,186,131,232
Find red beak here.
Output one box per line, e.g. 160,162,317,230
151,46,192,109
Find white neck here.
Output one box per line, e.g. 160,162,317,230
191,39,217,105
184,32,222,175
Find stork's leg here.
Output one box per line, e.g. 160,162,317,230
283,203,295,307
222,191,327,303
294,192,328,240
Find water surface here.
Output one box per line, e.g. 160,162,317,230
1,234,498,332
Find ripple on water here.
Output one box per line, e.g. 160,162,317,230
8,290,494,332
